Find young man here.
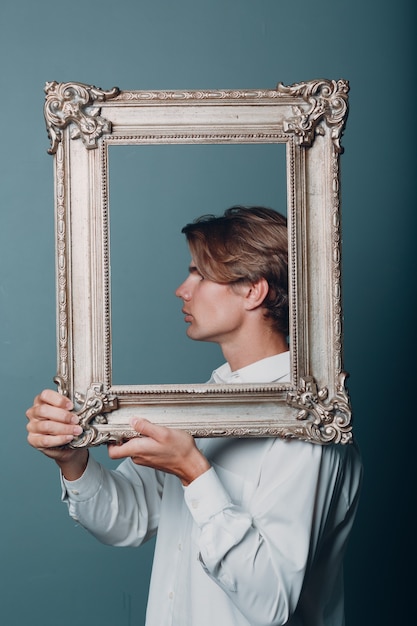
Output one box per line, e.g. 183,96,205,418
26,206,362,626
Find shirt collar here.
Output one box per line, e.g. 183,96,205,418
209,351,290,384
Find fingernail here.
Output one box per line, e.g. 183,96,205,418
70,415,80,424
73,426,83,436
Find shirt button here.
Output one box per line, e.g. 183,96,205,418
178,543,182,551
70,490,79,495
169,592,174,599
191,499,199,509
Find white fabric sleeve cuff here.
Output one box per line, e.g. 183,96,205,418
60,455,103,502
184,467,232,526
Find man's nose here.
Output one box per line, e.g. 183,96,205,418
175,278,190,300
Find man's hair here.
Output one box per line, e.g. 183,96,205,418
181,206,289,336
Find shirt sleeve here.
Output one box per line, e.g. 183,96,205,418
184,441,347,626
61,455,164,547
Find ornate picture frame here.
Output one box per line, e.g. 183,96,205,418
44,78,353,447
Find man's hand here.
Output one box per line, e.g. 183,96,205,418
26,389,88,480
108,419,211,486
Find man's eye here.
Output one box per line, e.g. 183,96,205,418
189,266,204,280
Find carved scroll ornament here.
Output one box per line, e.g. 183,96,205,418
69,383,119,448
287,373,352,444
44,81,120,154
276,78,349,152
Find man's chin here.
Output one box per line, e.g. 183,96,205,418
186,327,199,340
186,328,214,343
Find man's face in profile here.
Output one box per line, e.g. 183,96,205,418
176,258,247,346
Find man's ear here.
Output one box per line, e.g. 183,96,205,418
244,277,269,310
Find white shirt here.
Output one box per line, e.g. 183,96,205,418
62,353,362,626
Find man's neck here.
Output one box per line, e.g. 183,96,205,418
223,331,288,372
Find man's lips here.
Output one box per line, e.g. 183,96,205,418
182,309,192,322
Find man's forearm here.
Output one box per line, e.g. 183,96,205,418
56,448,89,481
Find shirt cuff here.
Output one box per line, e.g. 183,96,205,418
61,455,103,502
184,467,232,526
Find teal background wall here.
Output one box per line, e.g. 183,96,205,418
0,1,414,625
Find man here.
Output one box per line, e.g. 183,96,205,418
26,206,362,626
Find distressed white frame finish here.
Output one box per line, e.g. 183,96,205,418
44,78,353,447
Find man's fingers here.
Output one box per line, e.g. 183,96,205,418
131,418,166,441
38,389,74,410
26,403,77,424
26,416,82,437
26,398,78,425
27,432,77,450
